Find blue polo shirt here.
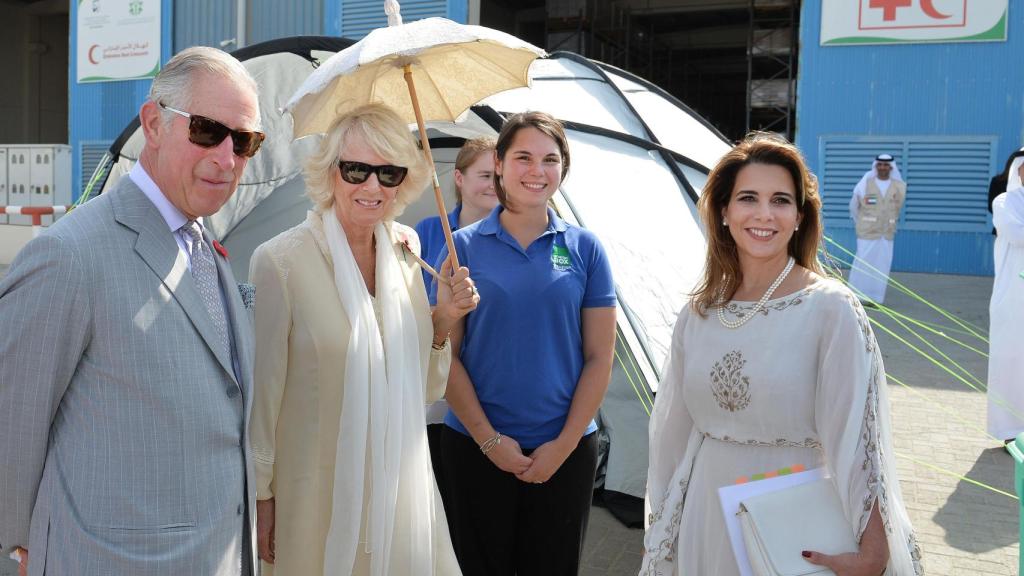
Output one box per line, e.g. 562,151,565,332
415,205,462,293
431,206,616,449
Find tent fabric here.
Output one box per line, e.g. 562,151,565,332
96,37,730,523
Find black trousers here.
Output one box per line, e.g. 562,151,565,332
440,427,599,576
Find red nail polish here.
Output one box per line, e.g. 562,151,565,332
801,551,811,558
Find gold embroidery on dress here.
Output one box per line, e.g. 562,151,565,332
710,350,751,412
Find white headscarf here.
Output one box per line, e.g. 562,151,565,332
857,154,903,188
850,154,904,219
320,212,435,576
1006,147,1024,192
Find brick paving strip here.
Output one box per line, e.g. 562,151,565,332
0,271,1013,576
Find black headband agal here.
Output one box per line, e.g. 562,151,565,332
875,153,894,163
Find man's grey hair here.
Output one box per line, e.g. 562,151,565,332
148,46,260,126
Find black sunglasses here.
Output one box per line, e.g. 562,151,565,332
338,160,409,188
159,102,266,158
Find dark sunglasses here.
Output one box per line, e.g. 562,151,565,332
338,160,408,188
159,102,266,158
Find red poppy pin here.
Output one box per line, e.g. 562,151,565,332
400,239,413,262
213,240,229,259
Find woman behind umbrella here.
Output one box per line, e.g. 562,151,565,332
642,133,921,575
249,103,476,575
433,111,617,576
415,137,498,291
415,137,497,503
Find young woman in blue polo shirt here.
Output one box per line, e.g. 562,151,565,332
434,112,617,575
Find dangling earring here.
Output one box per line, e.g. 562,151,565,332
795,224,799,231
722,218,728,227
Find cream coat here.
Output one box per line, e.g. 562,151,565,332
249,211,458,575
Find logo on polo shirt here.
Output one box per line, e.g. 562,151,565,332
551,244,572,271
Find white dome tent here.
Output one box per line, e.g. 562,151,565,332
89,36,731,526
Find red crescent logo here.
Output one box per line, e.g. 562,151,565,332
88,44,100,65
920,0,952,20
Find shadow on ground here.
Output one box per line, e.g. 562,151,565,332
934,447,1019,554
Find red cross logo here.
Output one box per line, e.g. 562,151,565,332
870,0,912,21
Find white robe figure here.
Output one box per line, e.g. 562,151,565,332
988,152,1024,440
848,156,905,304
642,279,922,576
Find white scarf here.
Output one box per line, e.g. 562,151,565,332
321,211,435,575
1006,150,1024,192
853,158,904,199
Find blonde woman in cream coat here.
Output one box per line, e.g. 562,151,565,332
249,103,478,576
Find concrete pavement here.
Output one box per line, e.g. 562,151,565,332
0,271,1014,575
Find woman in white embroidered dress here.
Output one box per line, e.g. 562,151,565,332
249,103,477,575
642,133,921,575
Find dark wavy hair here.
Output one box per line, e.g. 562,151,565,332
691,132,824,316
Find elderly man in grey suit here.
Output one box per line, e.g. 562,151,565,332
0,46,265,575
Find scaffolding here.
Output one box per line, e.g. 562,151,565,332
746,0,798,139
545,1,674,90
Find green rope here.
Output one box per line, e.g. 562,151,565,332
614,346,652,417
822,256,988,359
877,308,988,355
872,303,988,391
903,313,989,342
887,373,999,444
75,153,112,209
623,334,655,410
823,236,989,343
820,246,1014,501
870,318,1024,422
896,452,1018,501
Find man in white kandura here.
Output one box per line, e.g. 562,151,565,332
988,149,1024,445
848,153,906,306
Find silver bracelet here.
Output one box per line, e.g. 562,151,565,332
480,432,502,455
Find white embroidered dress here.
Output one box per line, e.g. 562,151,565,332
643,279,921,575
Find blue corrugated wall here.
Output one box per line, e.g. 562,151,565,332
796,2,1024,276
338,1,455,40
250,0,323,45
174,0,236,52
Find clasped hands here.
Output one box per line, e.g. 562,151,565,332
485,435,574,485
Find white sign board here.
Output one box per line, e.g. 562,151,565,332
77,0,161,83
821,0,1007,46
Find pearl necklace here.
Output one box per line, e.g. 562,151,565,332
716,257,795,329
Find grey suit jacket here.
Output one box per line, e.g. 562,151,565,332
0,176,257,575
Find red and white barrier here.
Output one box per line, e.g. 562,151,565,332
0,206,71,237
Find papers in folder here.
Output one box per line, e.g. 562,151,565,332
718,466,827,576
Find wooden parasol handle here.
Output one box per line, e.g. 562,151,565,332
403,64,461,271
